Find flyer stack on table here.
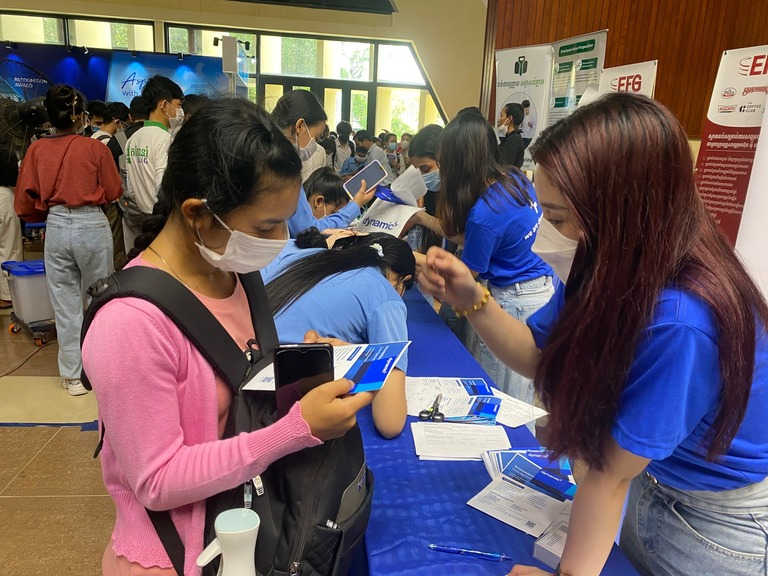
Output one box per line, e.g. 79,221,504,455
356,289,641,575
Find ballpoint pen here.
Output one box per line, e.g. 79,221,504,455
428,543,513,562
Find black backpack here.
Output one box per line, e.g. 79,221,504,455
81,266,373,576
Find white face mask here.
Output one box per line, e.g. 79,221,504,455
169,106,185,131
195,206,288,274
532,217,579,283
296,122,319,162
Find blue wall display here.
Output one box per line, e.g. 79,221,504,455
0,44,227,104
107,52,229,104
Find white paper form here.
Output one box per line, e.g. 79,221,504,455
467,477,568,538
411,421,510,460
492,389,548,429
534,501,572,569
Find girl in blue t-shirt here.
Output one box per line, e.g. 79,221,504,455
262,229,415,439
412,109,554,404
417,93,768,576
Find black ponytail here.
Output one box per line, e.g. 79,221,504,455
265,228,415,315
126,98,301,261
45,84,86,131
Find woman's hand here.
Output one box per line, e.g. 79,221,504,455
507,566,552,576
352,179,374,208
299,379,373,441
418,246,482,310
304,330,350,347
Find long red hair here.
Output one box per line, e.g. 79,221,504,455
531,93,768,469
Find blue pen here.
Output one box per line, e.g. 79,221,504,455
428,543,513,562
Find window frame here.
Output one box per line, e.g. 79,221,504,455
163,23,447,126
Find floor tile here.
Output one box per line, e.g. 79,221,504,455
3,428,106,496
0,495,114,575
0,426,59,494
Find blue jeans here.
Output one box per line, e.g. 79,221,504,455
45,205,113,379
621,471,768,576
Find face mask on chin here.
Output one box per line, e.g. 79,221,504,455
195,202,288,274
532,217,579,283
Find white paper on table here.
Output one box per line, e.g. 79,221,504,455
534,501,572,569
242,342,410,392
493,389,548,428
411,421,510,460
406,377,494,417
467,477,568,538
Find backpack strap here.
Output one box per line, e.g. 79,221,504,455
81,266,278,576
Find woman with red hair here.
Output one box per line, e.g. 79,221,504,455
418,93,768,576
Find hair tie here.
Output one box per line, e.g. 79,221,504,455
370,243,384,258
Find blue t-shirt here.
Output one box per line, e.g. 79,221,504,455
260,241,408,372
527,284,768,491
461,175,552,287
287,186,361,238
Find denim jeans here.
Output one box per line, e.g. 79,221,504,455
621,471,768,576
45,205,113,379
468,276,554,404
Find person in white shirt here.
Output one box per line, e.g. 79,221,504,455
333,121,354,173
91,102,128,268
0,148,22,309
123,76,184,254
354,130,395,185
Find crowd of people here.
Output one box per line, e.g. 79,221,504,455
1,74,766,576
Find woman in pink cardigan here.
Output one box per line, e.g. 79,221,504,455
82,99,373,576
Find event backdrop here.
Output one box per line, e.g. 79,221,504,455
0,44,228,104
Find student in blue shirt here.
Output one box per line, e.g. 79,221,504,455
417,93,768,576
303,167,350,220
271,90,374,236
411,109,554,404
262,229,414,439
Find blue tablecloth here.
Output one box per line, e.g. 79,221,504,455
357,289,640,576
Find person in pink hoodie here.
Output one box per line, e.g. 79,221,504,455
82,99,373,576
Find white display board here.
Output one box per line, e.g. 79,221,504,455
598,60,658,98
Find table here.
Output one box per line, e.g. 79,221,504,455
356,289,640,576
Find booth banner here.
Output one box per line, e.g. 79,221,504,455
735,106,768,298
695,45,768,244
495,44,553,170
547,30,607,127
107,52,229,104
598,60,657,98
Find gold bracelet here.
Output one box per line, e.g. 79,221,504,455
453,284,491,318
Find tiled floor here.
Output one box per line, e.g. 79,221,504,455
1,311,114,575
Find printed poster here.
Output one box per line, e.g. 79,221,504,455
598,60,658,98
695,45,768,245
735,107,768,299
495,44,553,169
547,31,607,127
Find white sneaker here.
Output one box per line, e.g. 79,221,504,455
62,379,89,396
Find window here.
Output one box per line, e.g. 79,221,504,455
324,88,343,132
68,19,154,51
260,35,373,82
375,87,442,136
377,44,425,86
166,26,257,75
0,13,64,44
350,90,369,131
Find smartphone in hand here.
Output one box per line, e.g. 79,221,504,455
274,344,334,416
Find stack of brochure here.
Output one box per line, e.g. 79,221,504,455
406,377,547,427
467,449,577,538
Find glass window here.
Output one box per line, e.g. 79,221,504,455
264,84,284,112
350,89,369,131
376,87,442,136
68,19,154,51
0,13,64,44
376,44,425,86
261,35,372,81
166,26,256,75
324,88,343,133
